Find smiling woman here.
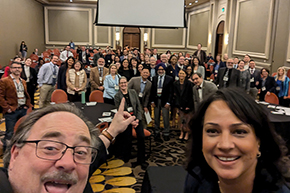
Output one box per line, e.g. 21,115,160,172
184,88,290,193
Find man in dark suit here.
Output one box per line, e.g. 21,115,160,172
248,60,261,99
192,72,218,112
216,58,241,88
0,61,32,151
150,63,173,141
78,46,90,66
193,43,207,65
128,67,152,129
104,49,113,68
21,58,37,107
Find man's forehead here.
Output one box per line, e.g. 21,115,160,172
29,112,91,144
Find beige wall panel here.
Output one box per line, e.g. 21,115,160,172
188,11,209,47
96,27,109,44
0,0,44,65
48,10,89,42
273,0,290,70
235,0,271,53
154,28,184,45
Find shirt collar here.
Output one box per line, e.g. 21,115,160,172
200,80,204,88
141,77,147,84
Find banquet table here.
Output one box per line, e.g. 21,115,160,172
73,102,115,125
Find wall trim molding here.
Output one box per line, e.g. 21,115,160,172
232,0,274,59
151,28,186,48
186,7,210,50
44,6,93,45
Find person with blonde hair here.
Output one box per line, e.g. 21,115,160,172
274,67,290,106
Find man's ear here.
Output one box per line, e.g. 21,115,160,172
9,145,20,169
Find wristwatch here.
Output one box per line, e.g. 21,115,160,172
101,128,116,144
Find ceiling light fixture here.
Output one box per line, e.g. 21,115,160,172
195,0,198,3
70,0,73,2
189,3,192,5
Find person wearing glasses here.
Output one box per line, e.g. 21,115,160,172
0,98,137,193
215,58,240,88
0,61,32,153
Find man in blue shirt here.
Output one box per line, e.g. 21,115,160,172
37,55,59,108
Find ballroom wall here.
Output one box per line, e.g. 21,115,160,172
0,0,45,66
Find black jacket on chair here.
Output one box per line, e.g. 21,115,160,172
150,75,173,107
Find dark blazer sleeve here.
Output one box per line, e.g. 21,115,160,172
268,77,277,93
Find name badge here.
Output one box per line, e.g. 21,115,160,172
17,91,24,98
262,87,266,91
223,77,228,82
115,85,119,91
175,76,179,81
99,77,103,82
250,77,254,82
76,72,80,76
157,88,162,95
276,87,280,91
139,92,143,98
215,70,218,73
127,107,133,112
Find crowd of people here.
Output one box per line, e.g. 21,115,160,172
1,41,290,192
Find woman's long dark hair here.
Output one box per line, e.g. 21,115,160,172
186,88,286,190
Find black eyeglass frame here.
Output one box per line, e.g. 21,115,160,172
19,140,98,165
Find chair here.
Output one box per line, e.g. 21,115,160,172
185,53,190,58
204,63,208,69
209,65,214,73
14,115,27,132
89,90,104,103
132,128,152,156
51,89,68,104
96,122,109,132
287,69,290,79
265,92,279,105
272,72,277,77
209,73,215,81
53,48,60,57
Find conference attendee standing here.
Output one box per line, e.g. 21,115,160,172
216,58,240,88
66,61,87,102
93,48,104,67
0,61,32,151
118,59,134,81
248,60,261,99
90,58,109,92
192,57,205,79
237,60,251,93
21,58,37,107
37,55,59,108
103,64,121,105
166,55,179,80
192,72,218,112
274,67,290,106
213,54,226,78
57,56,75,92
150,63,173,141
78,46,90,66
19,41,28,59
257,68,276,101
173,69,194,141
192,43,207,65
59,45,73,63
128,67,152,129
149,57,157,81
114,76,147,169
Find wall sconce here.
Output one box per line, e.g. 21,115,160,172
144,33,148,47
208,34,212,44
116,32,120,45
225,34,229,45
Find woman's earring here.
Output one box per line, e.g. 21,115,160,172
257,151,261,158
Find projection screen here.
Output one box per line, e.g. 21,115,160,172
95,0,185,28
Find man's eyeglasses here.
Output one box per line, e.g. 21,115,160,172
11,67,22,69
20,140,98,165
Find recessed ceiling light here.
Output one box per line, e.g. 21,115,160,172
189,3,192,5
70,0,73,2
195,0,198,3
